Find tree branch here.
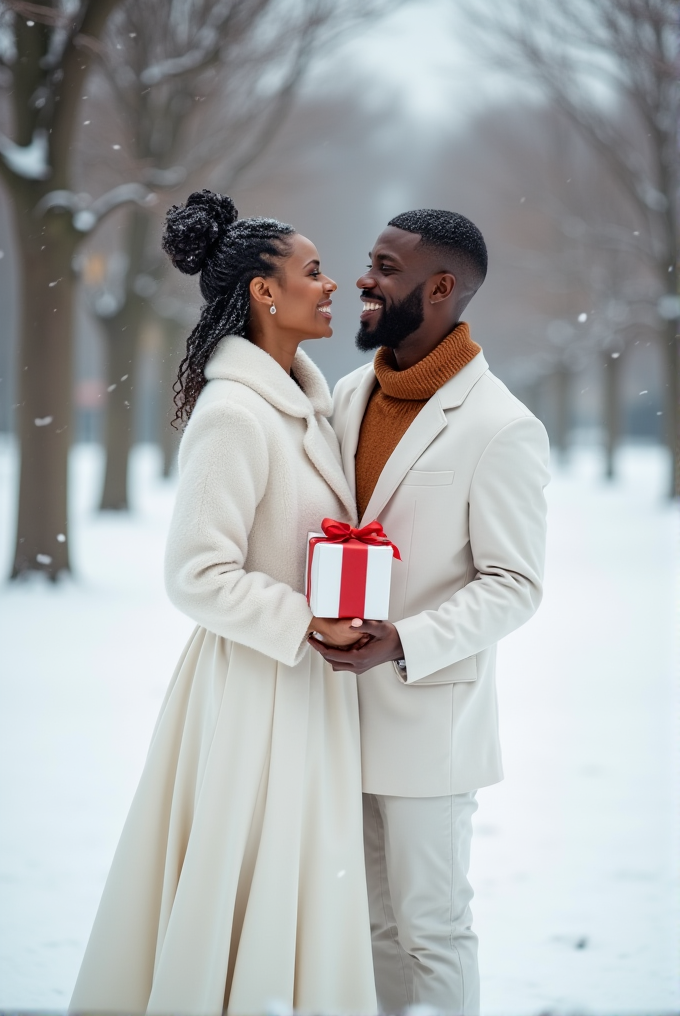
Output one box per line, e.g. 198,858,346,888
35,181,156,230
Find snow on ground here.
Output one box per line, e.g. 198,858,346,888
0,437,677,1014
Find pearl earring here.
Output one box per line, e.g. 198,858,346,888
270,304,277,315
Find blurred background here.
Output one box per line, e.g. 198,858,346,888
0,1,678,1013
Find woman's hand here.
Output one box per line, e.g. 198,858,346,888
307,616,368,648
308,620,404,675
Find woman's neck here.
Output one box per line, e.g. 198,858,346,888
249,326,300,375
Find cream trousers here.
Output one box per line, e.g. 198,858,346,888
363,792,479,1015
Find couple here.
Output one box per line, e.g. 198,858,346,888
70,191,550,1016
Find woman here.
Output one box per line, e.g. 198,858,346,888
70,190,376,1015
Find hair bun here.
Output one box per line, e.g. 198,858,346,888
162,190,238,275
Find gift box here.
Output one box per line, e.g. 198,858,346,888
305,518,401,620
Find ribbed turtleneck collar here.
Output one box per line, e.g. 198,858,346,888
373,322,481,401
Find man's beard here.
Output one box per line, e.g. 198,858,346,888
355,282,425,352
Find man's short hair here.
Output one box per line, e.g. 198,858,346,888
388,208,488,281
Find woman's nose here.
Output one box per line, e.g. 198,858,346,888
326,278,337,293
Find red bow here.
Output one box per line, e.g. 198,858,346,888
320,518,401,560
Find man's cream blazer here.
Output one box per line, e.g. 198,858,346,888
332,349,550,797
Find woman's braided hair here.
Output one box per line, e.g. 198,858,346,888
162,189,296,425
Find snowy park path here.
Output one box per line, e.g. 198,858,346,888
0,439,678,1014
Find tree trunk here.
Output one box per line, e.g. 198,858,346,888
553,365,571,461
602,352,621,480
158,316,185,478
98,309,139,510
99,209,152,510
11,205,78,579
662,317,679,499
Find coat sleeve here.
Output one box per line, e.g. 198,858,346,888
393,416,550,683
164,399,313,667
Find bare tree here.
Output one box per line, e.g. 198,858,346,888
424,99,659,465
84,0,404,509
0,0,161,578
516,125,659,473
459,0,680,493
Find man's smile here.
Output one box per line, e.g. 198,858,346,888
360,298,384,321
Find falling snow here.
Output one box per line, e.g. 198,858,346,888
0,440,677,1014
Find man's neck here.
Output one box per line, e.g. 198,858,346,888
392,321,460,371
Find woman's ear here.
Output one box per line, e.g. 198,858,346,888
250,276,274,307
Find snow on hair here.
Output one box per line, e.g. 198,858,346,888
162,189,296,425
162,189,238,276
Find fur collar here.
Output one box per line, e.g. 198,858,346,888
205,335,332,419
204,334,356,521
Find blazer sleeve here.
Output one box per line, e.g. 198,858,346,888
164,399,313,667
393,415,550,683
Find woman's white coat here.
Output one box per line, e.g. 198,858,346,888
70,336,376,1015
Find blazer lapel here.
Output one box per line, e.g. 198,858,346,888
437,350,488,410
352,350,490,525
360,395,447,525
340,366,378,501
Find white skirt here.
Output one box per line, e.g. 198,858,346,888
70,627,377,1015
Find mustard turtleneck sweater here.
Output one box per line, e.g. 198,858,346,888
355,322,481,519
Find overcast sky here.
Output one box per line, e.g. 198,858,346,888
304,0,537,128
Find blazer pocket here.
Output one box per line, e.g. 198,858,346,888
402,469,455,486
409,655,477,686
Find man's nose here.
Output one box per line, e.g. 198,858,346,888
356,272,374,289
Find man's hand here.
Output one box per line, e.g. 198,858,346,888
309,619,404,675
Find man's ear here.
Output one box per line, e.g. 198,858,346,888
429,273,456,304
250,276,274,307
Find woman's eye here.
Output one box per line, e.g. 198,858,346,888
310,269,320,277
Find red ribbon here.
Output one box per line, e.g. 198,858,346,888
319,518,401,561
306,519,400,617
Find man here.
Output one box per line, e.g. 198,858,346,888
309,210,550,1015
